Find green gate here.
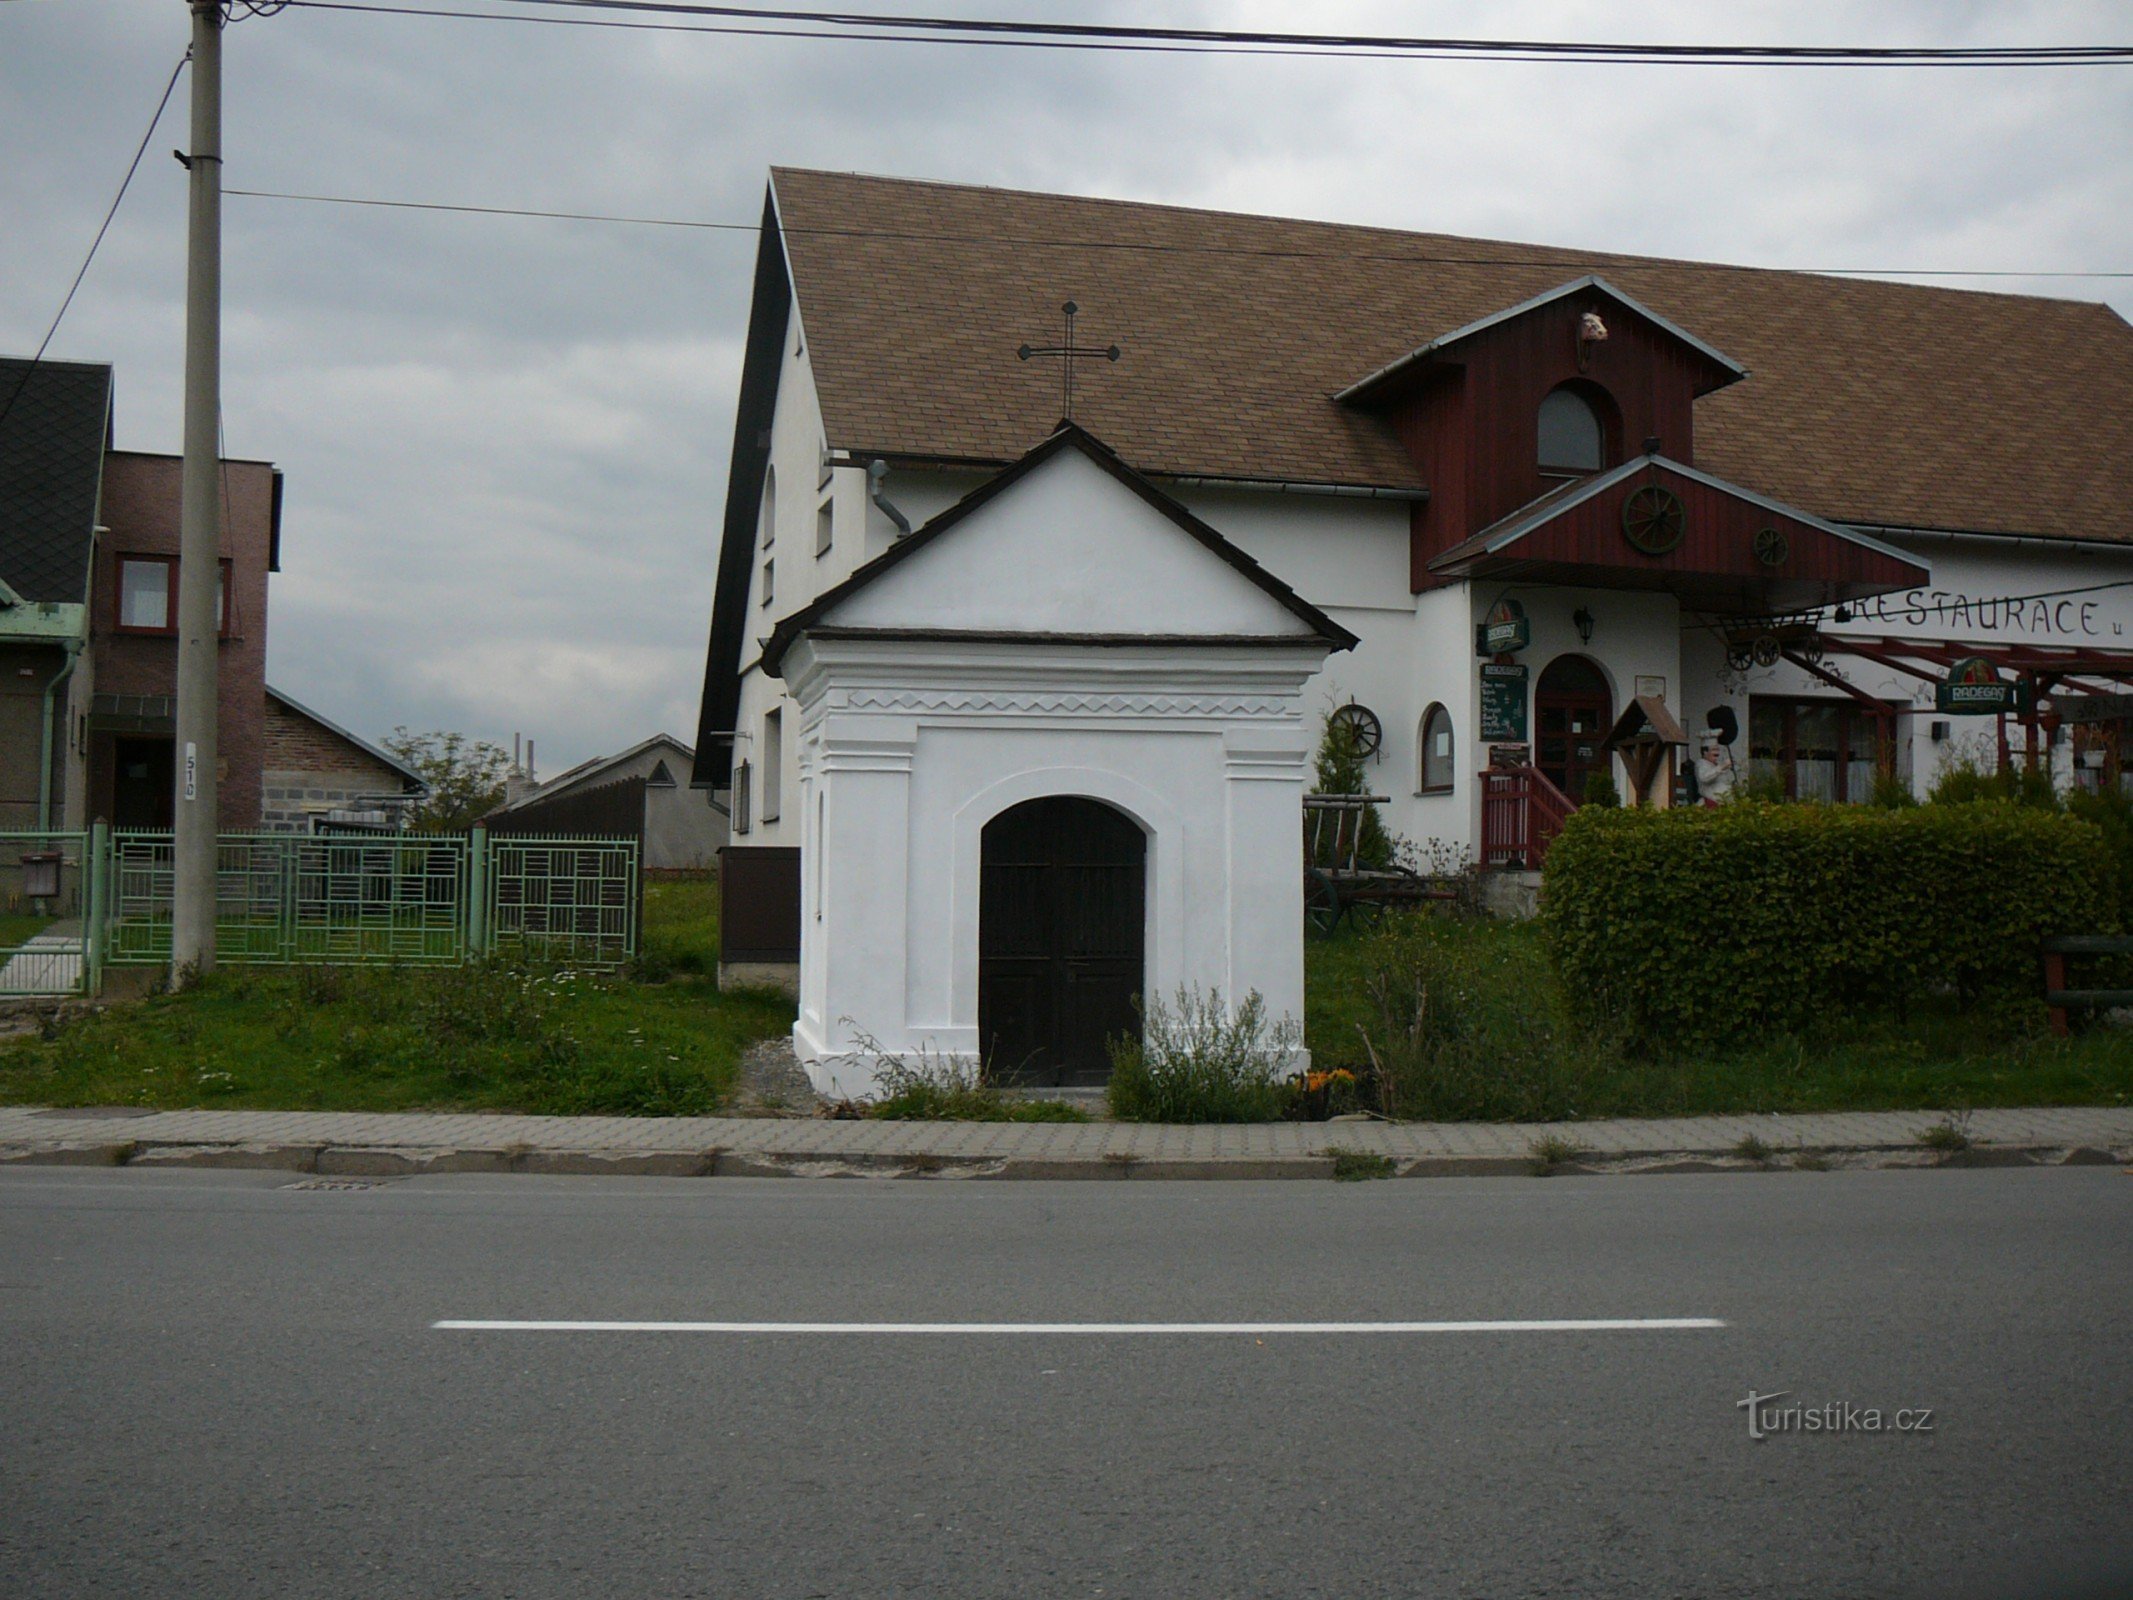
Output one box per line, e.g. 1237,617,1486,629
0,830,94,996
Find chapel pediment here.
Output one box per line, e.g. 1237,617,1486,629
762,423,1356,677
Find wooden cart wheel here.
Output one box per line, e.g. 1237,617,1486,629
1327,702,1383,760
1621,484,1686,556
1304,868,1344,936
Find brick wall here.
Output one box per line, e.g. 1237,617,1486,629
89,452,275,828
261,694,412,833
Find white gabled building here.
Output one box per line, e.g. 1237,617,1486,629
695,169,2133,1091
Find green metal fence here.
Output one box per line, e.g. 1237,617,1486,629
483,835,640,967
108,832,470,967
98,824,636,976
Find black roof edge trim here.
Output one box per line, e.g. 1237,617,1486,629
690,184,792,789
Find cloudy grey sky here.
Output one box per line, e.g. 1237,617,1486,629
4,0,2129,770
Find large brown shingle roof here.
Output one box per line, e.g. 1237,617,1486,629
773,167,2133,544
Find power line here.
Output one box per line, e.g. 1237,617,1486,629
221,187,2133,280
514,1,2133,66
272,0,2133,66
0,52,189,437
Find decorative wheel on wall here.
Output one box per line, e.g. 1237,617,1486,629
1621,485,1686,556
1726,643,1756,673
1752,633,1783,667
1753,526,1790,567
1327,702,1383,759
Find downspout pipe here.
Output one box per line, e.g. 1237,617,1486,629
868,458,913,539
38,638,83,831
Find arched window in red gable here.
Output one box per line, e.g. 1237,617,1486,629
1538,384,1610,479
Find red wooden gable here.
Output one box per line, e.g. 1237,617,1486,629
1427,456,1930,615
1337,276,1748,592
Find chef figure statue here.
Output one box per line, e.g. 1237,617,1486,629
1694,727,1737,806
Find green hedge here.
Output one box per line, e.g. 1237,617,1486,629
1542,801,2117,1041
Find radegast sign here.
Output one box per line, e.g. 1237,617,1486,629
1475,597,1530,657
1936,656,2030,715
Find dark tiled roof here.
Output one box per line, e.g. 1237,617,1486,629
0,357,112,603
773,168,2133,544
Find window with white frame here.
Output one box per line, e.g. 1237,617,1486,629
760,556,775,607
762,708,783,822
732,760,752,834
816,498,834,558
759,464,777,547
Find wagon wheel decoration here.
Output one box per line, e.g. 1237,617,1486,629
1793,635,1825,669
1726,643,1756,673
1620,485,1686,556
1752,632,1783,667
1753,526,1790,567
1327,702,1383,760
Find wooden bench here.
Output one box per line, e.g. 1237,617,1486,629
2041,935,2133,1036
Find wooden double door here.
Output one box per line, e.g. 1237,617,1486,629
1535,655,1613,803
978,796,1145,1086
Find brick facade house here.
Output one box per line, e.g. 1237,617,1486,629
1,356,283,831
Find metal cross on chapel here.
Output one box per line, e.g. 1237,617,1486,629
1017,301,1121,420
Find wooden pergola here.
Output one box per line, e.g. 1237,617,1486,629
1798,633,2133,776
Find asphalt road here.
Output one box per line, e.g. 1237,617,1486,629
2,1166,2129,1599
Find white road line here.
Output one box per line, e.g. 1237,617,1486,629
432,1318,1726,1334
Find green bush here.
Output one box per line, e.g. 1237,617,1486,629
1542,800,2117,1043
1107,987,1297,1122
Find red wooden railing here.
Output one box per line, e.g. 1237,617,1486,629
1479,766,1577,868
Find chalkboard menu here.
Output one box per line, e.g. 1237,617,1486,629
1480,662,1529,742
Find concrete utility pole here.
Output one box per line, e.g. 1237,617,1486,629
172,0,223,983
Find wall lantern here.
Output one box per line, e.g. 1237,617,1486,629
1573,607,1595,646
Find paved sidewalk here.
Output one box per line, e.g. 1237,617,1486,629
2,1103,2128,1179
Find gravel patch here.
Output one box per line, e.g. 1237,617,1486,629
728,1036,821,1117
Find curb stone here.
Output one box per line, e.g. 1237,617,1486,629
0,1138,2125,1180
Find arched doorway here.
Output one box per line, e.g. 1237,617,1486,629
1535,654,1613,802
979,796,1146,1086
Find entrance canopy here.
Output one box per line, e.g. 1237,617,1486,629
1427,454,1930,615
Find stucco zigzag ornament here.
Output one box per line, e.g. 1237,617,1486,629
840,689,1288,718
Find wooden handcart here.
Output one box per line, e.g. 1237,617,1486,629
1302,793,1460,935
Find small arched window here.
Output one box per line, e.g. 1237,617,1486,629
1419,703,1455,794
1538,386,1605,477
759,465,778,547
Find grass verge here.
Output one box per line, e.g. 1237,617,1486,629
0,880,795,1115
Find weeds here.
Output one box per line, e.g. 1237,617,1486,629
1734,1133,1775,1164
1106,987,1299,1123
852,1029,1091,1123
1918,1112,1976,1153
1529,1133,1588,1172
1324,1148,1395,1181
